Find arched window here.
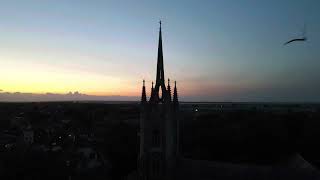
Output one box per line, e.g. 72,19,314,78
159,86,163,100
152,152,161,176
152,130,160,147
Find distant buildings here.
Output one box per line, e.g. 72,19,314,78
22,127,34,145
0,105,110,179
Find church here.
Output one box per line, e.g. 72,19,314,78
137,21,179,180
128,22,320,180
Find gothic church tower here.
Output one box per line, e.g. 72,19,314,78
138,22,179,180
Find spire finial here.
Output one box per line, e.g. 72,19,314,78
152,81,154,88
143,79,145,86
166,78,172,102
141,80,147,103
173,81,178,104
159,20,162,28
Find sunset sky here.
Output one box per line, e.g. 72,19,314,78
0,0,320,101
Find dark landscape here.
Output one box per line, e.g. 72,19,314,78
1,102,320,179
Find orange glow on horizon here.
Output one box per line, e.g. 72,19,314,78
0,58,141,97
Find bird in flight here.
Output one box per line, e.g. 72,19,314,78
284,24,307,45
284,37,307,45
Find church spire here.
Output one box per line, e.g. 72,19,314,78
154,21,166,102
167,78,172,102
173,81,179,105
141,80,147,103
150,81,154,101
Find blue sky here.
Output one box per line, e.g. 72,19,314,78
0,0,319,101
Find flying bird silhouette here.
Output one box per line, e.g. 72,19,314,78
284,24,307,45
284,37,307,45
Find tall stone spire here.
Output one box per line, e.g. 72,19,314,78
141,80,147,103
154,21,167,101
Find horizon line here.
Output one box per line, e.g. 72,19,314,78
0,100,319,104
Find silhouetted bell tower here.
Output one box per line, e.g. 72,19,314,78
138,22,179,180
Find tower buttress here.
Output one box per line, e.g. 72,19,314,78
173,81,179,156
173,81,179,106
